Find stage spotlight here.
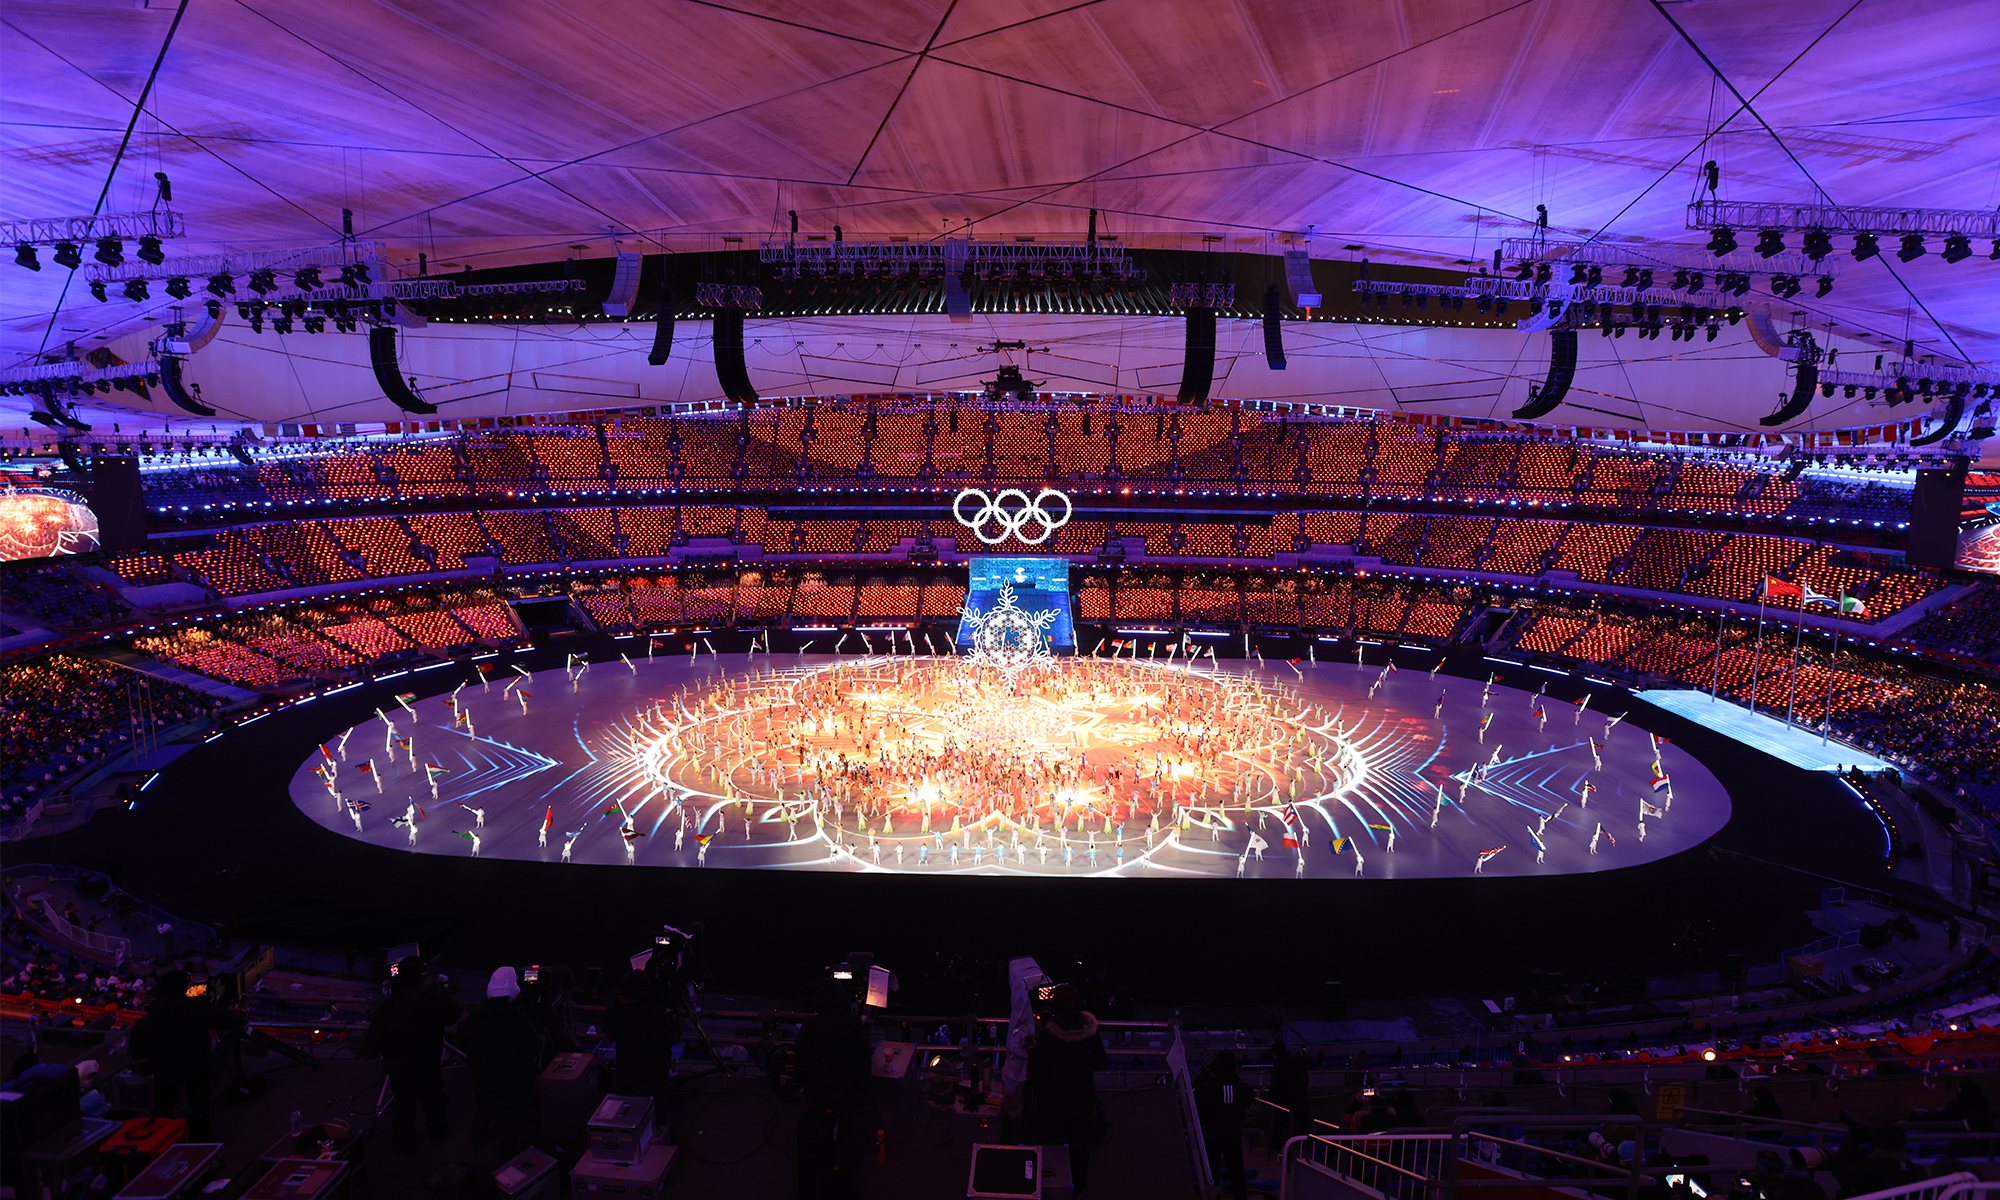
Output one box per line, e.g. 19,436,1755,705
1636,269,1653,289
1754,229,1786,257
338,263,371,287
52,241,82,270
1942,233,1972,263
248,268,278,294
1570,264,1590,285
1863,387,1876,400
303,314,325,334
272,314,293,335
1820,382,1836,398
1897,233,1925,262
88,279,109,302
14,243,39,271
1670,269,1689,290
1851,233,1880,261
204,298,222,319
1843,385,1856,398
1620,267,1640,288
1814,276,1833,298
1801,229,1833,261
1513,262,1534,281
1535,262,1552,284
206,272,235,296
1587,265,1603,286
249,311,264,333
1707,227,1738,255
164,275,191,299
136,235,165,265
122,278,149,301
294,266,322,291
1687,271,1705,292
93,237,123,266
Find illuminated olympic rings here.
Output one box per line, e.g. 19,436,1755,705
952,487,1072,546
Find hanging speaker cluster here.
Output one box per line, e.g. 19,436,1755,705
1178,307,1217,402
1511,330,1578,419
1262,284,1287,370
369,326,438,414
713,308,758,405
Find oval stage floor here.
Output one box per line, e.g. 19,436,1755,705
289,654,1726,880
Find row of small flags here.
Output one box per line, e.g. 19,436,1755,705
1759,576,1868,615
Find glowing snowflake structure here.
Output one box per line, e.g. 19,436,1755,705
960,584,1056,674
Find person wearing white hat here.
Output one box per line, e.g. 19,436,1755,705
456,966,544,1155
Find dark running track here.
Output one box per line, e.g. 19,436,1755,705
19,640,1895,1009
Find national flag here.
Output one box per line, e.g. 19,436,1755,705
622,827,645,842
424,764,451,782
452,830,475,841
1330,837,1347,855
395,692,416,704
603,802,625,817
1839,593,1867,616
1287,658,1301,669
517,692,532,699
1386,663,1398,674
543,806,554,831
695,834,714,847
477,663,494,673
355,760,374,773
1760,576,1803,602
347,799,370,813
1278,804,1301,848
397,737,411,749
1367,823,1392,832
441,697,457,707
319,743,334,761
1650,769,1671,793
1802,586,1837,607
1480,713,1494,730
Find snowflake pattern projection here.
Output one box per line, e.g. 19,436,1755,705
960,584,1057,674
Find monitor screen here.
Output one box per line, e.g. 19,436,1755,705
0,486,102,562
955,556,1074,649
1956,510,2000,575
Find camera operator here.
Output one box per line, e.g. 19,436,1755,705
795,978,870,1199
365,955,464,1153
1027,983,1109,1199
603,970,681,1106
128,968,232,1140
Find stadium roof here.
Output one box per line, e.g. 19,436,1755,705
2,0,1995,435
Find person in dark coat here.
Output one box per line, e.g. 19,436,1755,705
365,955,463,1153
456,966,544,1155
127,969,222,1140
1029,984,1109,1198
795,977,870,1199
1194,1050,1254,1200
600,970,681,1107
1269,1031,1312,1144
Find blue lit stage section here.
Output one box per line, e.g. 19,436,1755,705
1637,689,1894,773
955,556,1074,649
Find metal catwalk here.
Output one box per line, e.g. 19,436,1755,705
291,654,1728,879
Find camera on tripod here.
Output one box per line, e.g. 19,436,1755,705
826,951,896,1010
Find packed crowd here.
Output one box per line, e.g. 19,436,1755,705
0,911,152,1010
0,562,130,629
0,655,222,825
134,417,1915,524
1904,583,2000,664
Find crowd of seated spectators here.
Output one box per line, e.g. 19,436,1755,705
134,418,1917,525
1902,584,2000,664
0,563,131,629
1,910,152,1009
0,655,221,824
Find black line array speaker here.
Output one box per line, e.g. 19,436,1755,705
713,308,759,404
1177,307,1217,403
368,326,438,414
156,355,215,417
1907,463,1967,568
647,272,676,366
1511,329,1578,419
1262,284,1287,370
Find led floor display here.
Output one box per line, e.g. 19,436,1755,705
292,653,1729,878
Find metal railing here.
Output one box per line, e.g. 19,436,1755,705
4,862,221,951
1289,1116,1651,1200
39,898,131,963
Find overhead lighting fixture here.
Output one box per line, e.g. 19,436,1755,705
93,237,123,266
136,235,165,265
1852,233,1880,261
14,243,39,271
1896,233,1925,262
1814,276,1834,297
51,241,81,270
88,279,108,302
206,272,235,296
248,269,278,294
164,276,191,299
1801,229,1833,261
294,266,322,291
1706,227,1738,255
122,278,149,301
1942,233,1972,263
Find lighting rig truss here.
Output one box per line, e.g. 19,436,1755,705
1348,275,1740,339
85,239,383,291
693,282,764,309
1168,282,1236,308
0,358,162,394
1498,237,1837,286
458,279,590,297
758,239,1144,281
1688,199,2000,262
3,209,186,255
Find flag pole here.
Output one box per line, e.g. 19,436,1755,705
1748,595,1766,715
1710,606,1725,699
1785,615,1805,729
1822,625,1838,746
